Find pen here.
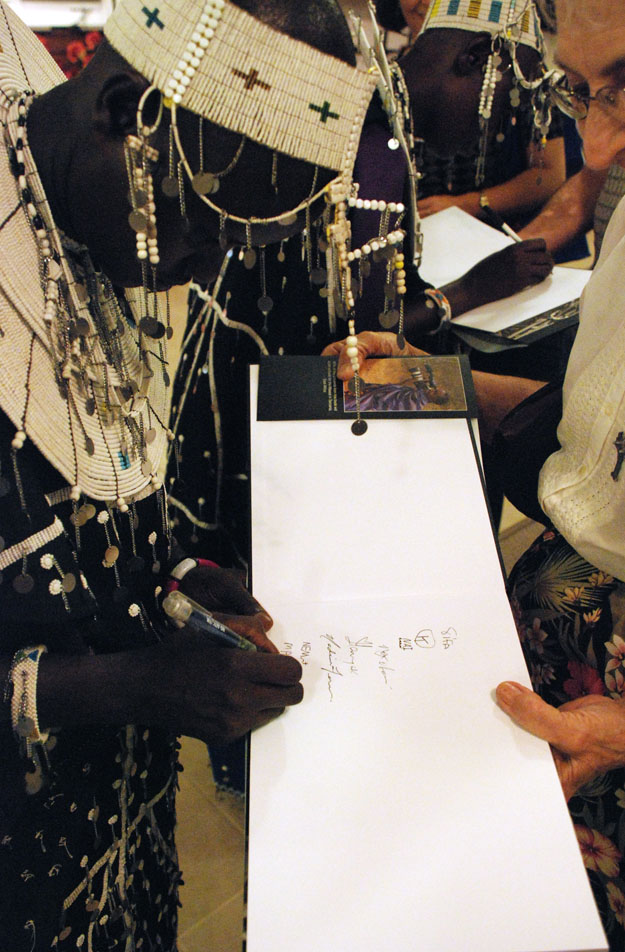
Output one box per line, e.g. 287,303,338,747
162,590,257,651
501,221,522,243
480,203,523,242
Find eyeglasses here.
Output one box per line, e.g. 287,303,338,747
550,70,625,124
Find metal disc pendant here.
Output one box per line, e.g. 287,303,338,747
129,210,149,232
280,212,297,227
80,503,97,521
105,546,120,565
13,573,34,594
127,555,145,574
166,326,174,340
192,172,216,196
75,318,90,336
145,428,157,444
0,476,10,497
141,459,153,477
277,250,286,263
75,284,89,303
162,177,179,198
140,317,166,339
379,308,399,329
351,419,368,436
85,397,96,416
318,287,329,299
163,371,171,387
257,295,273,314
85,437,95,457
396,332,406,349
243,249,257,270
310,268,327,286
62,573,77,593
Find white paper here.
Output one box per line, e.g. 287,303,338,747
247,366,607,952
418,206,591,333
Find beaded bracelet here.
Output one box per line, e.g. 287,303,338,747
5,645,49,758
424,288,452,332
165,557,219,594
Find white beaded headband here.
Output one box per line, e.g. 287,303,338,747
104,0,377,177
420,0,542,51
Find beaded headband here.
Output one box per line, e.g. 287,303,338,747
420,0,542,50
104,0,376,178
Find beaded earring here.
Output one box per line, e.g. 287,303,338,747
130,88,163,270
476,40,502,188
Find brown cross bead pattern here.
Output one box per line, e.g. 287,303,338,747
231,68,271,92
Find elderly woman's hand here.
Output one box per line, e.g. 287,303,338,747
496,681,625,800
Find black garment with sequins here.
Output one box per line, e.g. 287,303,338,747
0,410,182,952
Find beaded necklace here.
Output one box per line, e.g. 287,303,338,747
3,92,174,509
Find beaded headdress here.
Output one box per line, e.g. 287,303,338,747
420,0,552,188
105,0,376,217
420,0,542,49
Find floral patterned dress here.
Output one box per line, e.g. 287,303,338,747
508,527,625,949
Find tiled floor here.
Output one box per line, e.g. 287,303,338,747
177,738,245,952
175,501,542,951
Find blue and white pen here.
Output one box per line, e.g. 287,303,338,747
162,590,257,652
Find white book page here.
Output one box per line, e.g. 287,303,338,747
247,366,607,952
418,206,591,332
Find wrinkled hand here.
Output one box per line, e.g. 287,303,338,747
464,240,553,305
418,193,477,218
149,627,303,745
322,331,428,381
496,681,625,801
179,562,276,652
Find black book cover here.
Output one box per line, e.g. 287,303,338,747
256,354,478,421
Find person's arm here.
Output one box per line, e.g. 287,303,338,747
417,137,567,220
518,165,608,254
27,627,302,747
400,241,553,341
496,682,625,801
1,567,303,748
